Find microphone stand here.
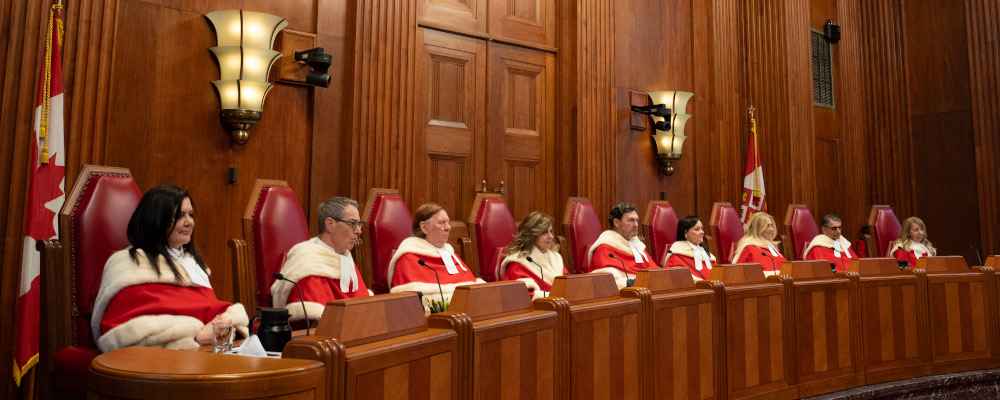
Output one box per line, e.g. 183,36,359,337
525,256,546,297
273,272,310,336
760,251,774,273
608,253,634,287
898,246,915,268
968,243,982,266
418,260,447,312
670,250,705,280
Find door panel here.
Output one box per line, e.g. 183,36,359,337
489,0,555,48
487,43,555,222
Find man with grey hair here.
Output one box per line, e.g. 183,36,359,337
586,202,659,289
804,214,858,271
271,196,371,323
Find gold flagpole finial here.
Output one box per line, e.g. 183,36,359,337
748,106,755,119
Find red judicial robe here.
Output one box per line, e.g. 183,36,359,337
587,230,659,289
733,240,787,276
891,240,936,268
499,246,567,299
271,237,370,322
388,237,484,312
804,235,858,272
92,249,249,352
664,241,717,281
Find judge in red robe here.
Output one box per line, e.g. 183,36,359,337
891,217,937,268
271,197,371,323
499,212,567,299
664,216,717,281
388,203,484,312
804,214,858,271
93,185,248,352
732,213,787,276
587,203,659,289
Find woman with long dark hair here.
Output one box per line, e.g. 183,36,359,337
91,184,249,352
663,216,718,280
499,212,567,299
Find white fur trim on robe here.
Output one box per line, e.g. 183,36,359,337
92,248,250,352
664,241,717,268
586,230,648,267
498,246,564,288
731,237,782,264
271,238,358,321
890,240,934,258
803,235,853,259
386,237,484,312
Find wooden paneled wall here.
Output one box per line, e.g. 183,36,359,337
2,0,999,396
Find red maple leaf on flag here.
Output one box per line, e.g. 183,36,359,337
25,143,65,241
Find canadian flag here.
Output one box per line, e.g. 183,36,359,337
739,112,766,224
14,3,66,386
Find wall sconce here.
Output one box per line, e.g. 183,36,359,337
632,91,694,175
206,10,288,145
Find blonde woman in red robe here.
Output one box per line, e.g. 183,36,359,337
587,203,659,289
732,213,787,275
388,203,484,312
92,185,249,352
271,197,371,324
664,216,717,281
804,214,858,271
892,217,937,268
499,212,567,299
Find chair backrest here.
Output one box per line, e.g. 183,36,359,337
784,204,819,260
562,197,603,273
62,165,142,348
243,180,310,308
643,200,679,266
868,205,901,257
468,193,516,281
708,202,744,264
363,188,412,294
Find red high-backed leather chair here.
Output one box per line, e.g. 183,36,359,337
643,200,679,265
463,193,516,281
358,188,412,294
228,180,310,322
866,205,901,257
707,202,744,264
783,204,819,260
36,165,141,398
562,197,603,273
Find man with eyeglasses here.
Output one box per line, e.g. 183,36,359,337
271,197,372,324
803,214,858,271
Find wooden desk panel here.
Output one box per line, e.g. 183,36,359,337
536,274,646,400
701,264,797,400
848,258,932,384
428,281,561,400
88,347,326,399
778,260,865,397
917,256,1000,374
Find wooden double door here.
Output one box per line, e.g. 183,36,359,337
412,26,555,233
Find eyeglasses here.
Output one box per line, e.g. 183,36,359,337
824,225,842,231
334,218,363,230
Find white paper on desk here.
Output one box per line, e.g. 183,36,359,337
233,335,268,357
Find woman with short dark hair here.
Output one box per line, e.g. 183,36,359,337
663,216,717,280
387,203,483,312
92,184,249,352
500,212,566,299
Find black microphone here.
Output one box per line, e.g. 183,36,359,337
898,246,915,268
830,246,847,272
829,263,837,273
761,251,774,273
273,272,310,336
669,250,705,280
525,256,546,297
417,260,447,313
607,253,634,287
968,243,983,266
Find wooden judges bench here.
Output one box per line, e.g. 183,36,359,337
90,256,1000,400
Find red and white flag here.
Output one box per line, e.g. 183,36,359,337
14,2,66,386
740,108,766,224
